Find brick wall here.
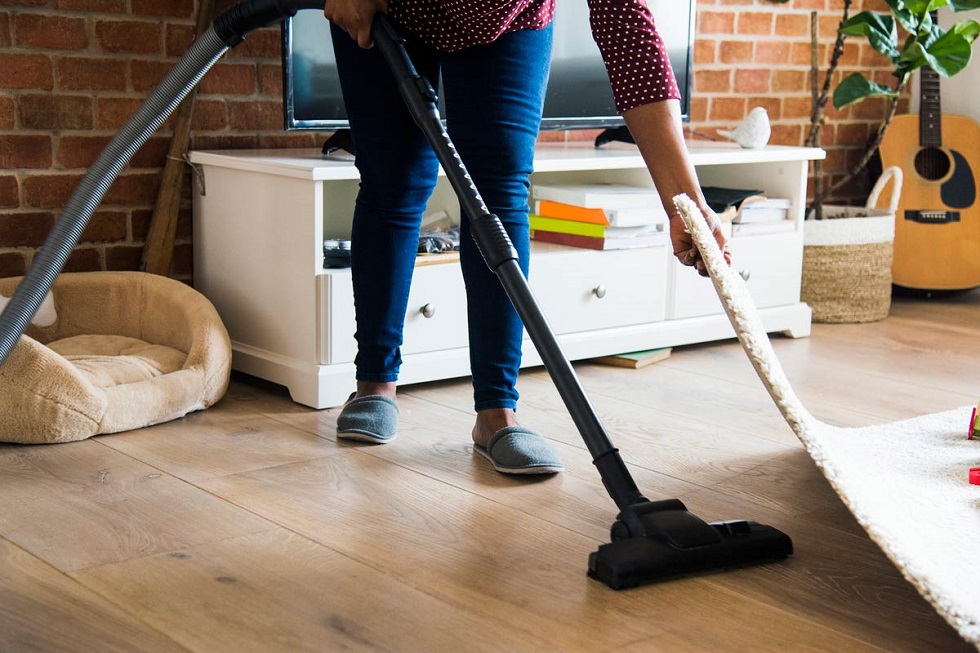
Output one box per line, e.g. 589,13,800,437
0,0,901,280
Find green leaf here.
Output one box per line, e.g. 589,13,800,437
884,0,919,33
840,12,900,61
832,73,899,109
925,30,975,75
903,0,948,14
951,18,980,42
949,0,980,12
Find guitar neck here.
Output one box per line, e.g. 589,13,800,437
919,67,943,147
919,10,943,148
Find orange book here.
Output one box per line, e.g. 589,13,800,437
534,200,610,226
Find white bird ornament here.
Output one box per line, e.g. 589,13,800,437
717,107,771,149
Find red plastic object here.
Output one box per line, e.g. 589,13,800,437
971,468,980,486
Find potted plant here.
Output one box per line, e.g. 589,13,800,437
794,0,980,322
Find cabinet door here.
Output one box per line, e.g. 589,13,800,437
318,263,469,365
529,246,668,334
668,231,802,319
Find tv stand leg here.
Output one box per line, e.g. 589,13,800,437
594,125,635,148
322,129,355,157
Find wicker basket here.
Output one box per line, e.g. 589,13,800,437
801,167,903,323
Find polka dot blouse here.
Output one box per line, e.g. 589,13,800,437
389,0,680,113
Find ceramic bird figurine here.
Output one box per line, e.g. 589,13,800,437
717,107,771,149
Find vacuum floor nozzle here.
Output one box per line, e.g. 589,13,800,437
588,518,793,590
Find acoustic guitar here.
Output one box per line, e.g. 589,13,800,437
878,65,980,290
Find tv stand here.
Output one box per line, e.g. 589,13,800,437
594,126,635,148
321,129,355,158
190,141,823,409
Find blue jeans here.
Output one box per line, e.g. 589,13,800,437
331,22,552,412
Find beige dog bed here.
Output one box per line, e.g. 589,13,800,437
0,271,231,444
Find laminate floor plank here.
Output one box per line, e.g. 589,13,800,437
0,537,189,652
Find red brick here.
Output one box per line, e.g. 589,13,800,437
737,12,774,36
228,100,282,131
0,176,19,209
58,135,109,169
58,57,126,91
756,41,792,65
19,94,92,130
131,0,194,18
709,96,748,121
96,20,161,54
734,69,771,94
189,134,258,150
688,97,709,123
230,28,281,60
0,96,15,129
258,133,321,150
190,98,228,131
15,14,88,50
0,13,11,48
0,252,27,278
23,173,83,208
131,59,175,93
0,135,53,169
79,210,127,243
130,136,171,169
770,124,803,146
96,97,145,130
0,211,56,247
693,39,716,65
698,11,735,34
63,247,101,273
199,63,257,95
719,41,752,64
165,23,195,57
0,54,54,91
57,0,126,11
131,209,151,240
170,241,192,277
103,172,159,206
258,64,282,96
775,13,810,38
694,70,731,93
746,97,781,120
773,69,808,93
105,244,142,271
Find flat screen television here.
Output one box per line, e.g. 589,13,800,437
281,2,695,134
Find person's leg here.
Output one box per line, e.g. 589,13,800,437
331,23,440,402
440,25,553,447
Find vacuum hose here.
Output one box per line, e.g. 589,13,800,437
0,0,322,365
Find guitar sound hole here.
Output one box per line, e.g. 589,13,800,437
914,147,951,181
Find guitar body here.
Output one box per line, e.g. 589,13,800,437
879,113,980,290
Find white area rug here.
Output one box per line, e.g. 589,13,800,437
673,194,980,649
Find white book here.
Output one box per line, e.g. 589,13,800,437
531,183,662,211
735,197,793,223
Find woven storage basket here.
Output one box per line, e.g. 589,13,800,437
802,167,902,323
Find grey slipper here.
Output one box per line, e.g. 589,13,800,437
474,426,564,475
337,394,398,444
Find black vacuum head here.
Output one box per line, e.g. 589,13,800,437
588,502,792,590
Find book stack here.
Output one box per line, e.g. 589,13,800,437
528,183,669,251
701,186,795,236
732,196,795,235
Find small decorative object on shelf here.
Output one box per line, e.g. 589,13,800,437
717,107,771,150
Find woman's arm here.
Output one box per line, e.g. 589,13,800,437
624,100,731,275
324,0,388,48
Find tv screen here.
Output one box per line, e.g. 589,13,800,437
282,2,695,132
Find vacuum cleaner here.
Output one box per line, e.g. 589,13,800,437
0,0,792,589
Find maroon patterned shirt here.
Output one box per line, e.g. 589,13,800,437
389,0,680,113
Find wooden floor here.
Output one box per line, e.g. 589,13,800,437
2,289,978,652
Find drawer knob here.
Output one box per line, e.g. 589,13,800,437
592,285,607,299
420,303,436,318
738,268,751,281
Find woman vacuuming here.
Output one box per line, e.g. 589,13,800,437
324,0,730,474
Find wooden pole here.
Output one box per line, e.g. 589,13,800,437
141,0,216,276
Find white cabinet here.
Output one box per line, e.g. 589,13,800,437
190,142,823,409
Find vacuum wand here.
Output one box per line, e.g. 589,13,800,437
371,14,793,588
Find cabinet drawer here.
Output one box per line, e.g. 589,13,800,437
317,263,468,365
668,231,801,319
529,245,668,334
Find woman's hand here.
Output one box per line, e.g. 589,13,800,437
669,203,731,277
324,0,388,49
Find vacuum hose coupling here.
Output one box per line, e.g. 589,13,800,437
214,0,323,46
